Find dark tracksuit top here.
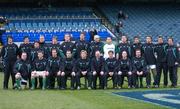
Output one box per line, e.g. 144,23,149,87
39,42,49,59
132,56,147,73
142,43,156,65
91,57,106,73
75,40,89,58
155,43,168,63
47,56,63,74
105,57,118,73
90,41,104,58
0,43,18,62
116,58,132,73
30,47,45,62
166,45,179,67
13,59,31,80
32,58,47,71
62,58,75,72
19,43,33,61
117,43,131,59
131,43,143,57
74,58,91,73
48,43,61,57
60,41,76,58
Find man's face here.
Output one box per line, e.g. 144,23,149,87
66,51,72,58
146,37,152,43
108,52,113,58
64,35,70,41
81,52,87,59
106,37,112,44
24,38,29,44
39,36,45,43
52,38,57,44
52,50,57,57
8,38,13,44
168,39,173,45
95,51,101,58
134,38,139,44
121,36,127,43
38,52,43,59
21,53,27,60
34,42,39,48
136,50,141,57
158,38,163,44
122,51,127,58
80,34,85,40
95,37,100,42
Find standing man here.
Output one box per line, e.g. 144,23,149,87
0,36,18,89
116,35,131,59
131,36,142,57
19,36,33,61
154,36,168,88
103,37,116,60
60,34,76,58
75,32,89,58
142,36,157,87
90,35,104,58
39,35,49,58
166,37,179,88
48,36,61,57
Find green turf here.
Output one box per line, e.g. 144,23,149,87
0,70,180,109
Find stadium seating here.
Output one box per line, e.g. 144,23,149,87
99,4,180,43
0,7,111,44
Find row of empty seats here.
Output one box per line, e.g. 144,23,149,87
99,4,180,43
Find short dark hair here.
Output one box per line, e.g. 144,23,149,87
7,35,13,40
108,50,114,54
23,36,29,40
168,37,174,41
134,36,139,39
158,35,163,39
37,50,44,54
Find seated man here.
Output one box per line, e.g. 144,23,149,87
116,51,133,89
91,50,106,89
105,51,118,89
74,50,92,90
61,50,76,90
132,49,150,88
13,52,31,89
47,48,63,89
31,50,49,90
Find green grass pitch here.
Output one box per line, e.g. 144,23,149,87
0,70,180,109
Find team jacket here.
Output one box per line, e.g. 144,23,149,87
0,43,18,62
47,56,63,73
166,45,179,67
74,58,91,72
91,57,106,73
13,59,31,79
132,56,147,72
154,43,168,63
116,58,132,73
142,43,156,65
105,57,118,72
